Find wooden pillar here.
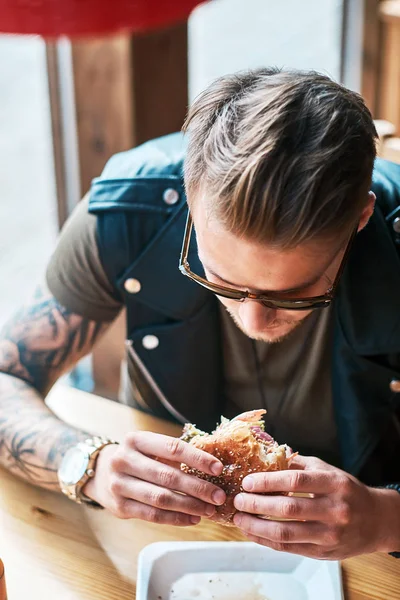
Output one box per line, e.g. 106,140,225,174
378,1,400,131
360,0,382,115
47,21,188,223
340,0,383,115
81,24,188,400
71,36,134,198
130,22,189,146
72,22,188,199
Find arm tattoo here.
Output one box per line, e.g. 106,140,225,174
0,284,110,488
0,284,106,394
0,374,91,487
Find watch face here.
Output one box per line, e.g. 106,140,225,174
59,446,89,485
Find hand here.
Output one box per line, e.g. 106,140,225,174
232,455,399,559
83,431,226,526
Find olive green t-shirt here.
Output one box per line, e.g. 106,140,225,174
46,199,339,463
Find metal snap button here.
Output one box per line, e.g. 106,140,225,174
142,335,159,350
124,278,141,294
163,188,179,205
393,217,400,234
390,379,400,393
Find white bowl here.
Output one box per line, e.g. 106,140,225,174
136,541,344,600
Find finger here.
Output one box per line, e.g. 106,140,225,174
233,513,327,544
127,432,223,476
115,497,202,526
242,469,337,495
234,493,332,522
114,450,226,506
289,455,337,472
243,533,330,560
116,475,216,518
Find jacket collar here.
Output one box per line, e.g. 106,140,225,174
335,205,400,356
117,203,211,321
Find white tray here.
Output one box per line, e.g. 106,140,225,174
136,541,344,600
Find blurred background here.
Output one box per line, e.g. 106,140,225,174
0,0,399,395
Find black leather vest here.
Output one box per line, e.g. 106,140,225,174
89,133,400,485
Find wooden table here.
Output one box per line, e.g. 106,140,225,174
0,385,399,599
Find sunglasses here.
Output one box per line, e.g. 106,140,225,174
179,212,358,311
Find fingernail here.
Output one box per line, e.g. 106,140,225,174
190,515,201,525
211,462,223,476
205,504,216,517
243,476,254,491
234,494,244,510
212,489,226,505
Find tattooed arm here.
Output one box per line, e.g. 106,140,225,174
0,283,111,490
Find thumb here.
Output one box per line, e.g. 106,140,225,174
289,454,307,470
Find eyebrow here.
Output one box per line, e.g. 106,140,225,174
202,262,329,295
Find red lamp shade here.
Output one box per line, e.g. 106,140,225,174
0,0,205,37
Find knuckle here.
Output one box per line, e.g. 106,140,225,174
172,512,186,526
151,490,172,509
271,542,287,553
336,474,351,494
290,471,307,491
113,497,130,519
335,502,351,526
157,468,177,489
165,437,183,458
147,507,163,524
281,500,299,519
247,495,261,514
109,475,123,497
125,430,141,449
109,452,125,473
189,479,210,499
274,526,293,544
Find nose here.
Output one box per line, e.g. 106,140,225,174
238,300,277,333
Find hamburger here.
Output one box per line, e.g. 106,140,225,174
180,409,296,526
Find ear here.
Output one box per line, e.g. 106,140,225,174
357,191,376,232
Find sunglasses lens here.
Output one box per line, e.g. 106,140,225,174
215,291,244,302
261,298,330,311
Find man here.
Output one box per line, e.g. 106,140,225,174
0,68,399,560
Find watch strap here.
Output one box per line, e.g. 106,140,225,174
59,436,119,509
76,437,119,508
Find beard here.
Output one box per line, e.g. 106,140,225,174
223,305,310,343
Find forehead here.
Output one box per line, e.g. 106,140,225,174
191,201,339,292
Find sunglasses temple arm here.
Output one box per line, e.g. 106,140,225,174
179,212,193,267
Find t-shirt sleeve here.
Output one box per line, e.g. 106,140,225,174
46,195,123,322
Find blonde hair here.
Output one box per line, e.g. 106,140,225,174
183,68,377,248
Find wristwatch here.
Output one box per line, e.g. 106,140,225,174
58,436,119,508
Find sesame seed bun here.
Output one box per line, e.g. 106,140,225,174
180,410,295,526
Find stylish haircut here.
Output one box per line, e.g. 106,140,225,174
183,67,377,248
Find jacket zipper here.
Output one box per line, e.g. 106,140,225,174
125,339,188,424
